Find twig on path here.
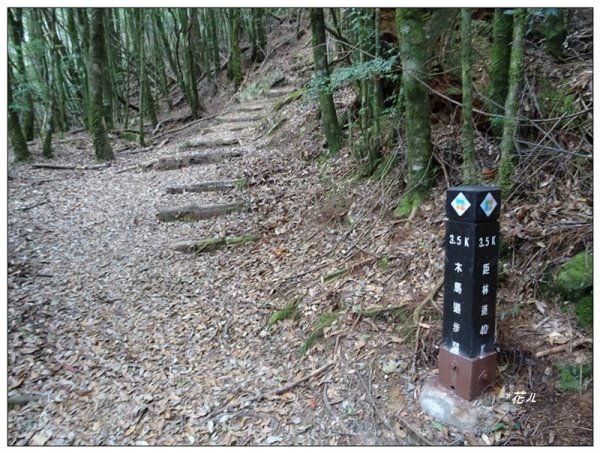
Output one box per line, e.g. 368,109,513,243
534,338,592,358
322,382,354,436
356,371,432,446
203,361,334,420
412,316,424,373
412,277,444,324
115,165,138,174
17,200,48,211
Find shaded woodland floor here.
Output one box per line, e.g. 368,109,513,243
7,23,593,446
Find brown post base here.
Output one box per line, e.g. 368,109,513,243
438,345,497,401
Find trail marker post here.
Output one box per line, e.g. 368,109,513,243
438,186,501,400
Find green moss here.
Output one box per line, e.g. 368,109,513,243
555,362,593,393
268,297,302,325
394,192,424,218
555,252,593,301
273,87,305,111
236,69,285,101
299,312,338,355
575,293,593,328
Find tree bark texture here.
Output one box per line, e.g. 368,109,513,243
310,8,342,154
89,8,115,161
396,8,434,214
498,8,527,197
461,8,479,184
489,8,513,133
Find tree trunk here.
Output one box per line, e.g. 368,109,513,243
310,8,342,154
89,8,115,161
66,8,89,130
8,9,35,141
227,9,244,90
395,8,434,217
8,59,32,162
137,10,146,146
489,8,513,135
251,8,266,62
188,8,203,117
461,8,479,184
208,9,221,77
498,8,527,197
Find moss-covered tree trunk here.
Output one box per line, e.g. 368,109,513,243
8,8,35,141
310,8,342,154
66,8,89,130
137,10,146,147
251,8,266,62
489,8,513,135
461,8,479,184
89,8,115,161
395,8,434,217
188,8,203,117
227,9,244,90
208,8,220,78
8,58,32,162
498,8,527,197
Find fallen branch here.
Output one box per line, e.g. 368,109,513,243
152,112,220,141
356,369,431,445
535,338,593,358
115,165,138,174
17,200,48,211
322,382,354,436
157,202,246,222
203,361,334,421
31,162,111,171
412,277,444,324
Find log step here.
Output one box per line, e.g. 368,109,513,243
157,202,245,222
178,137,239,150
165,179,240,194
172,235,259,253
266,87,296,98
140,150,242,171
215,115,262,123
237,105,267,112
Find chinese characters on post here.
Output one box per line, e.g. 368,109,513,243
438,186,501,401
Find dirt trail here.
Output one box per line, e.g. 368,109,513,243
8,83,412,445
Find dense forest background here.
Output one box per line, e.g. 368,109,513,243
8,8,592,198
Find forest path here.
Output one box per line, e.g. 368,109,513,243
10,84,407,446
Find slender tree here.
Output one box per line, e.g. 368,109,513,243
395,8,434,217
89,8,115,161
498,8,527,196
461,8,479,184
310,8,342,153
489,8,513,135
8,9,35,141
207,9,221,77
227,8,244,90
8,58,32,162
137,9,146,146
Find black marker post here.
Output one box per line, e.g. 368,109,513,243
438,186,501,400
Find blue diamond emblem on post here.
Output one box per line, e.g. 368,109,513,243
451,192,471,216
480,192,498,217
